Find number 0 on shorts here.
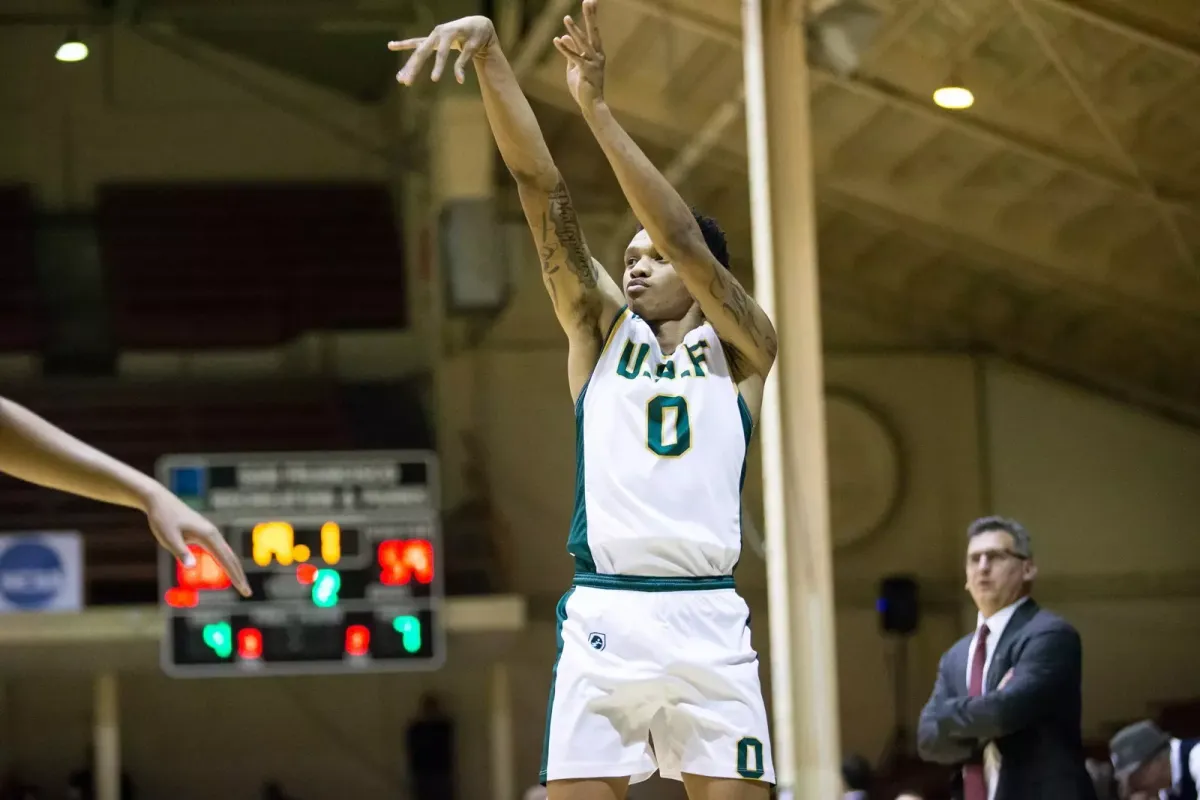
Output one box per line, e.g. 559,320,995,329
737,736,765,779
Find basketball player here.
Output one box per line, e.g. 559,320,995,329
391,2,777,797
0,395,250,595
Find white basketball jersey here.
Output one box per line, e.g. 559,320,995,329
567,307,753,578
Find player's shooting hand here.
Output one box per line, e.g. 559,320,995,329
144,487,251,597
389,16,497,85
553,0,606,110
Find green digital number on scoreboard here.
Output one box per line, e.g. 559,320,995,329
156,451,445,677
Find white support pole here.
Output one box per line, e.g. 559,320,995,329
490,662,515,800
93,671,120,800
743,0,841,797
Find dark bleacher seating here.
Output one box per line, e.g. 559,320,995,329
0,378,512,606
1157,698,1200,737
97,182,407,349
0,184,42,351
0,380,352,604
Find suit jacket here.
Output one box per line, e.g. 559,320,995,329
917,599,1096,800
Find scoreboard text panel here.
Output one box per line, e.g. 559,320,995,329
157,452,445,677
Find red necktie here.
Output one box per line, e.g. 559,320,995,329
964,623,990,800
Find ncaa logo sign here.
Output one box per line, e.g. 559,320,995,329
0,533,83,613
0,542,65,608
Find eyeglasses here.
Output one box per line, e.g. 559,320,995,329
966,549,1028,568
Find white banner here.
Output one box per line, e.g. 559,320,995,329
0,532,84,613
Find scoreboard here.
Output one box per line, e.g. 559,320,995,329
156,451,445,677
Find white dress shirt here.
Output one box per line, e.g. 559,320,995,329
964,595,1030,800
1163,737,1200,799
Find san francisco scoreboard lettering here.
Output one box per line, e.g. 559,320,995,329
156,451,445,677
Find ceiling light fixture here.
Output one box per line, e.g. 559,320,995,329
933,85,974,110
56,32,89,63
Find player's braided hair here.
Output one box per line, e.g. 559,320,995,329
637,208,731,270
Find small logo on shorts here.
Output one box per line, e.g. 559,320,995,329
588,632,606,651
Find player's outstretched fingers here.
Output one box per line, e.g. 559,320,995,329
583,0,603,53
397,35,439,84
387,38,424,51
453,32,486,83
430,33,455,81
200,531,251,597
153,520,196,569
453,49,471,83
553,35,582,60
563,16,593,57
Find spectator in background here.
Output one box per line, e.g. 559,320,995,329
68,749,135,800
842,753,872,799
260,781,298,800
0,775,36,800
406,692,455,800
522,783,548,800
917,516,1095,800
1084,757,1118,800
1109,719,1199,800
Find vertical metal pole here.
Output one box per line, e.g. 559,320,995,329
94,671,120,800
490,662,515,800
743,0,842,796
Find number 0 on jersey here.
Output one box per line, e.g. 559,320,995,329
647,395,691,457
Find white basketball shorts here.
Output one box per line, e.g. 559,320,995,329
539,574,774,786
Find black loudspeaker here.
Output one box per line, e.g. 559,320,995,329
878,575,919,635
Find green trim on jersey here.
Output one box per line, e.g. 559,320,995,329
566,381,594,572
573,572,735,591
734,392,754,574
737,393,753,444
538,586,576,784
566,305,628,575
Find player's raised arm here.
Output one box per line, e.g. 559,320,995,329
0,396,250,596
554,0,777,379
390,18,623,355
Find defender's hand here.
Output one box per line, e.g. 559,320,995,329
390,15,497,85
553,0,605,109
144,487,251,597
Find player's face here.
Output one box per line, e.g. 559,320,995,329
622,229,694,321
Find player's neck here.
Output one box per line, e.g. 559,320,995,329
648,307,705,352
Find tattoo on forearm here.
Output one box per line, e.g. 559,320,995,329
538,211,561,308
543,268,559,308
539,213,559,274
543,180,597,289
532,179,601,326
708,271,778,359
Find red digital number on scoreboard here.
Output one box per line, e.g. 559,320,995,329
377,539,434,586
166,530,436,610
165,545,231,608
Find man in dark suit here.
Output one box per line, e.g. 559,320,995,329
917,516,1095,800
